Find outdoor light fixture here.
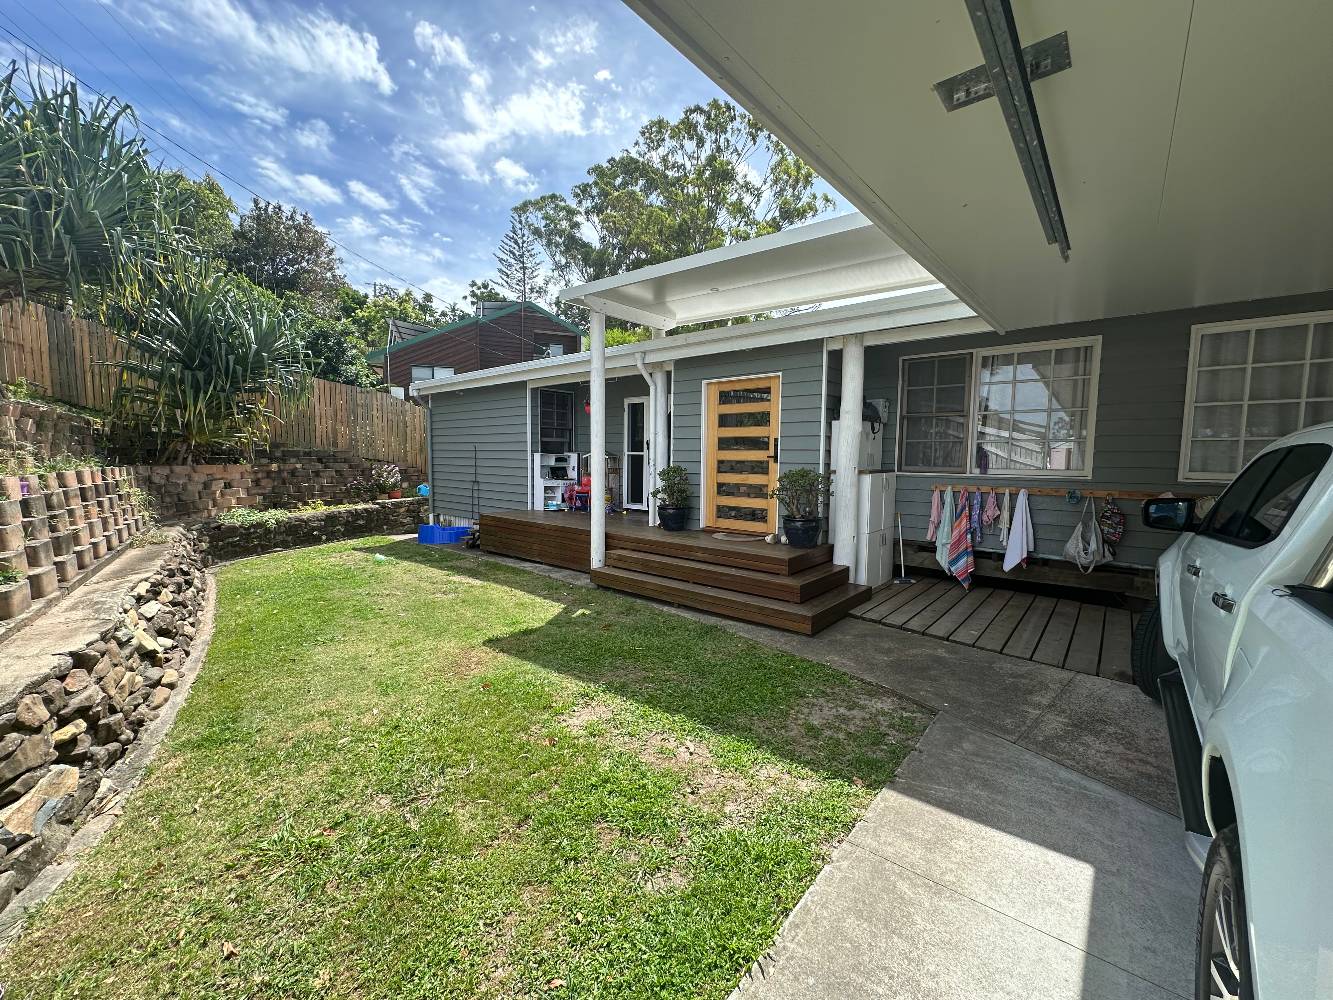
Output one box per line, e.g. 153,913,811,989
939,0,1072,260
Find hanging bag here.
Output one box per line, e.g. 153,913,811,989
1097,497,1125,560
1063,498,1111,573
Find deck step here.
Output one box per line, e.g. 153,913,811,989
590,565,871,636
606,549,849,602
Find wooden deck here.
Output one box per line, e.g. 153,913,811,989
478,509,868,635
851,576,1137,683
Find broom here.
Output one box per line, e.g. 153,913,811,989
892,512,914,584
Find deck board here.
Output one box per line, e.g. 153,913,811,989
858,579,933,620
881,581,956,628
1099,608,1134,683
975,592,1035,652
925,586,995,639
1001,595,1056,659
949,589,1014,646
1032,598,1081,666
1064,604,1106,674
901,583,969,633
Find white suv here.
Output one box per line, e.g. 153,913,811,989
1138,424,1333,1000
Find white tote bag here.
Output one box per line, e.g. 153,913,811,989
1063,498,1111,573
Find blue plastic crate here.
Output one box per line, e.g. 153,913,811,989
418,524,470,545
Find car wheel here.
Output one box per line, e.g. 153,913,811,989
1196,825,1253,1000
1131,600,1175,701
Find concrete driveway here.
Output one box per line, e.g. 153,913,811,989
718,616,1200,1000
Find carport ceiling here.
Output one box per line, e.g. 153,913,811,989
626,1,1333,333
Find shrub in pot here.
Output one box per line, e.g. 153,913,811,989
650,465,691,531
369,463,402,500
771,468,832,547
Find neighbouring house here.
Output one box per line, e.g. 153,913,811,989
410,6,1333,644
367,300,584,395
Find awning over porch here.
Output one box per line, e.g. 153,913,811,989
559,212,938,330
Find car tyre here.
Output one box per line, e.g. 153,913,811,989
1131,600,1176,701
1196,825,1253,1000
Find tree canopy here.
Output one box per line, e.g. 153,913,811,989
225,198,346,310
515,99,833,291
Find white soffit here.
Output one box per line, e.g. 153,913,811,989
626,0,1333,332
558,212,938,329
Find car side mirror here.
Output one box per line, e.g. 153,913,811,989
1143,498,1196,532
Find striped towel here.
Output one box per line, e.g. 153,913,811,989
948,490,975,589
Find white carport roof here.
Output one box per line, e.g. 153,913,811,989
558,212,938,330
626,1,1333,333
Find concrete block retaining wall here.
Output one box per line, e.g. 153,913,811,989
0,536,206,914
190,497,428,563
1,467,148,624
0,398,99,463
132,450,426,522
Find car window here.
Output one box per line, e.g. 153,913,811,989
1202,443,1331,547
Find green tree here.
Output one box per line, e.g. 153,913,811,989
109,257,313,462
494,212,548,305
226,198,344,309
515,99,833,293
467,278,506,313
163,172,236,260
0,65,172,314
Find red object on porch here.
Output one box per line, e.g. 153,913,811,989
571,475,592,511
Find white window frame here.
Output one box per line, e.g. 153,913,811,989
896,335,1102,480
1179,309,1333,483
411,365,454,382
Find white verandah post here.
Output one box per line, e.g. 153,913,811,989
589,309,607,569
832,334,864,571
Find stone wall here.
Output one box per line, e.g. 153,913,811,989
0,536,206,913
189,497,427,564
0,397,100,465
133,450,426,522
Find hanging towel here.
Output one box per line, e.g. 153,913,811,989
982,489,1000,532
927,488,943,542
1003,489,1034,572
934,488,954,573
999,489,1012,546
947,492,975,589
969,489,982,544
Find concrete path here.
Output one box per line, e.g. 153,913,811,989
719,619,1200,1000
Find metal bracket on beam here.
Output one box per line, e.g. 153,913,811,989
934,31,1071,113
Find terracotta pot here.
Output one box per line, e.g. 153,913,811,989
388,489,403,499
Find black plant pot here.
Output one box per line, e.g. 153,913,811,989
783,516,822,548
658,506,689,531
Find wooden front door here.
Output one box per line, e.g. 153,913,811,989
704,375,781,533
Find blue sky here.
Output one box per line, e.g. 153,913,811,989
1,0,842,308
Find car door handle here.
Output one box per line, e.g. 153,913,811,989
1186,564,1201,577
1211,592,1236,613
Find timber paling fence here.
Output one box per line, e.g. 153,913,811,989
0,300,427,470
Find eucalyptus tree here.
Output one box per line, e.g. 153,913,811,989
0,64,171,314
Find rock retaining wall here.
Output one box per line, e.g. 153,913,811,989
133,450,426,522
190,497,427,563
0,536,205,913
0,397,100,464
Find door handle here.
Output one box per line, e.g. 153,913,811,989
1211,592,1236,613
769,435,779,464
1186,564,1201,577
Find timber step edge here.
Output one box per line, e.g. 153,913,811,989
590,565,871,636
606,548,849,602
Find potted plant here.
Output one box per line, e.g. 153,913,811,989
369,464,402,499
771,468,832,548
650,465,691,531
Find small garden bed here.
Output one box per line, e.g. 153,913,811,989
0,538,929,998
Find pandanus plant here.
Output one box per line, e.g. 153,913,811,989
109,257,314,463
0,63,174,314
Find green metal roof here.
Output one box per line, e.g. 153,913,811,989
365,302,585,362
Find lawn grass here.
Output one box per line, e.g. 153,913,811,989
0,537,929,999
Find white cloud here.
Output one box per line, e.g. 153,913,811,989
546,17,599,58
437,80,587,182
141,0,394,94
254,156,343,205
338,214,377,239
293,118,333,153
529,48,555,70
594,68,612,82
347,179,394,211
413,20,473,70
220,90,288,128
492,156,536,192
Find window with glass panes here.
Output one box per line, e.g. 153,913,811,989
976,343,1093,474
899,354,969,472
1183,314,1333,481
538,390,574,454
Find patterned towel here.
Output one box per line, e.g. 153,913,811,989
927,487,943,542
948,491,975,589
982,489,1000,531
969,489,982,544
